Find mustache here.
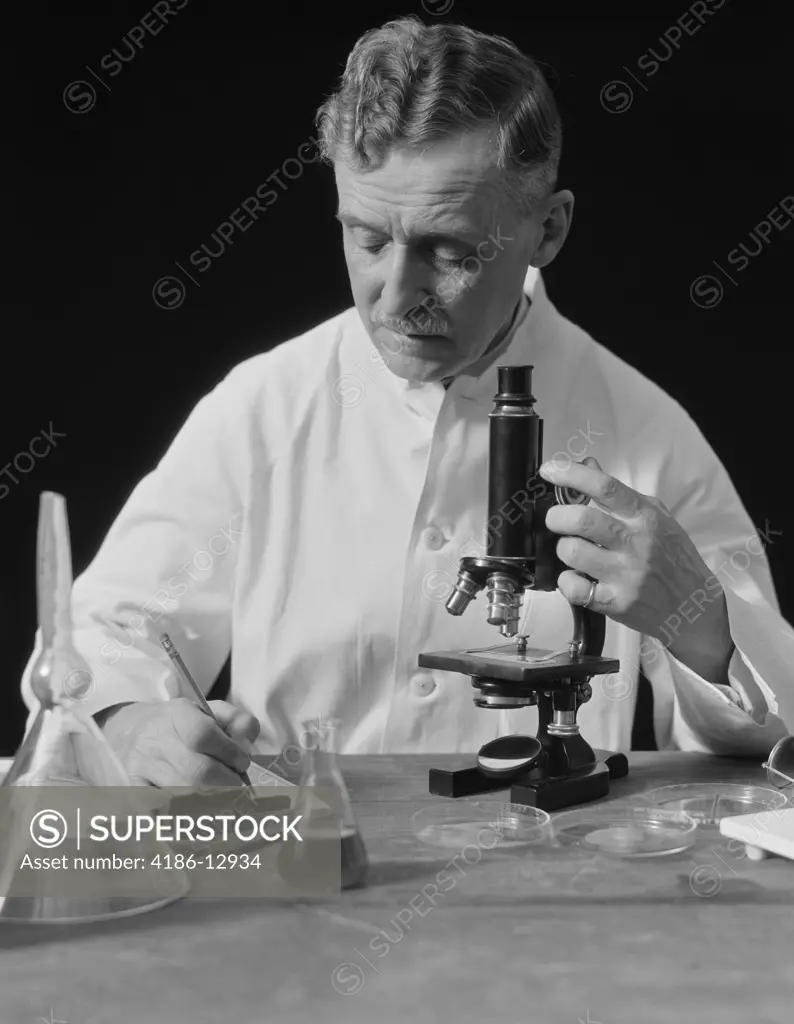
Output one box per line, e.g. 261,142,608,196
373,310,448,336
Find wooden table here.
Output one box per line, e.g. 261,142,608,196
1,752,792,1024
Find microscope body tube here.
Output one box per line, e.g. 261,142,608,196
487,366,541,560
444,364,552,627
483,367,543,634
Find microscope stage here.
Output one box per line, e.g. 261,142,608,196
418,646,619,684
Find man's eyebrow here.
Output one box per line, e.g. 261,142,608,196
335,210,385,231
335,210,479,244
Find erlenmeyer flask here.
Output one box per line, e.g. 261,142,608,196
0,492,189,923
277,718,368,891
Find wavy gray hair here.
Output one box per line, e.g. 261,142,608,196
315,16,562,215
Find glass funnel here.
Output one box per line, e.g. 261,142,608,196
0,492,190,923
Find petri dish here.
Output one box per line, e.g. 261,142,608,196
640,783,788,826
550,804,697,858
411,801,553,851
764,735,794,792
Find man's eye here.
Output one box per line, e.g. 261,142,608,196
435,252,467,267
354,237,468,265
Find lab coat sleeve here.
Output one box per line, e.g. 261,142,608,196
19,374,248,732
639,404,794,755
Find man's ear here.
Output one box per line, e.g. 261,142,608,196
529,190,575,268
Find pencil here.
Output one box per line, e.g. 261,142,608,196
159,632,253,788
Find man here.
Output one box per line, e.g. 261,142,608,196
21,16,794,788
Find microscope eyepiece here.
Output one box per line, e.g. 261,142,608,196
495,365,534,402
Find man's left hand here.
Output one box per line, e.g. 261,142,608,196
539,457,735,684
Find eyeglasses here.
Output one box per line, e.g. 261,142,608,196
763,735,794,791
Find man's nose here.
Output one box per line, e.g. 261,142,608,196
378,245,432,322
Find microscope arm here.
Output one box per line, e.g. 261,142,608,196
571,603,606,660
532,486,606,660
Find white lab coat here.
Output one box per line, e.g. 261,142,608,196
21,268,794,756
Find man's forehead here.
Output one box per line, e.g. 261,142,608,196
334,133,507,229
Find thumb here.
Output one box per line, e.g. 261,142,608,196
582,456,602,471
207,700,260,751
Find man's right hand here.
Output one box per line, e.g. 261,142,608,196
96,698,259,789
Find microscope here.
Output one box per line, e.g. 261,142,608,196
419,366,628,812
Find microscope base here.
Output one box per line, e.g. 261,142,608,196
429,766,507,799
428,750,629,811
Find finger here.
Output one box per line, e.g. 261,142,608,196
545,503,627,550
174,706,251,775
128,773,157,787
540,458,642,518
557,569,615,613
207,701,261,746
556,534,621,581
164,749,246,791
126,756,194,790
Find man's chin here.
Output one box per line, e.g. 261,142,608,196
379,354,451,384
371,333,457,383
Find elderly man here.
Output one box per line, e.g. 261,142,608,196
21,16,793,788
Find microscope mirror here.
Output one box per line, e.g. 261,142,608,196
476,735,543,780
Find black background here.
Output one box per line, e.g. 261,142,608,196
4,0,790,754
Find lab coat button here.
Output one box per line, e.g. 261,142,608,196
422,526,445,551
411,673,437,697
